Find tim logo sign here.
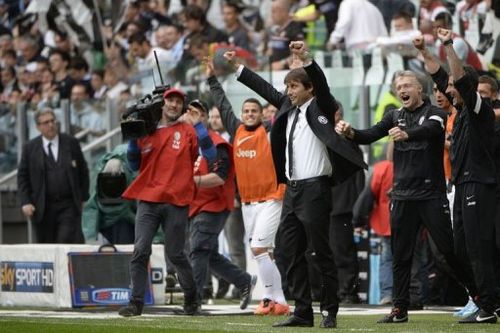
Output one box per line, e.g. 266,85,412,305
0,261,54,293
92,288,130,305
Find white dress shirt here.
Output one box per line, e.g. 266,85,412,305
285,98,332,180
42,135,59,162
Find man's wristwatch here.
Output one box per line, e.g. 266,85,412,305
443,39,453,46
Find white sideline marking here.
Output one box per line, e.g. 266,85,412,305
0,305,452,319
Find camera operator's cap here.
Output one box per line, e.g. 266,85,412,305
163,88,186,101
188,99,209,114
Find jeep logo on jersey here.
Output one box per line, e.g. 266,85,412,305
318,116,328,124
236,149,257,158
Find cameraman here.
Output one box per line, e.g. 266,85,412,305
118,87,217,317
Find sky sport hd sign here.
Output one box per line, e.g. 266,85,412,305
0,261,54,293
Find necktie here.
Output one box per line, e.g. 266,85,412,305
288,108,300,178
48,142,56,163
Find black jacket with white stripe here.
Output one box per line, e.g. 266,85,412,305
352,98,447,200
433,67,496,185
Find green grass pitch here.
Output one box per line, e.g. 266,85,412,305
1,314,499,333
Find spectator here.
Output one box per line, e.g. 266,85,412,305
49,49,72,99
267,0,305,70
456,0,489,37
369,0,416,32
103,66,129,100
222,0,252,51
17,107,89,243
432,12,485,71
327,0,388,62
17,35,45,66
69,56,93,96
182,4,228,45
70,83,105,140
91,70,108,100
155,24,185,65
1,48,17,68
419,0,450,28
375,11,421,58
128,32,173,95
0,65,18,97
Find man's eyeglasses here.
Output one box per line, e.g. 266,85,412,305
37,118,56,126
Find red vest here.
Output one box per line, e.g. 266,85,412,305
189,130,235,217
369,160,393,237
122,123,198,206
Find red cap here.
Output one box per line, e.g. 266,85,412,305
163,88,186,100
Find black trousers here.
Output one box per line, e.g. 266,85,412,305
391,197,477,311
453,183,499,313
36,200,84,243
276,178,338,320
495,196,500,287
329,212,359,299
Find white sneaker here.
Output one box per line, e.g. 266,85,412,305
453,298,478,317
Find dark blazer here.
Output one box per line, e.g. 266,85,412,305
238,60,367,185
17,133,90,223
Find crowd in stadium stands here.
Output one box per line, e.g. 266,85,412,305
3,0,500,325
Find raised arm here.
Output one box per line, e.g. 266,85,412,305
414,35,449,95
436,28,484,114
413,35,440,75
290,41,338,118
437,28,465,82
224,51,288,109
204,56,241,138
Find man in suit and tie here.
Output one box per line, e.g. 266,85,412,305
18,107,89,243
224,41,367,328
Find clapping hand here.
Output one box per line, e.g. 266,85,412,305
388,126,409,141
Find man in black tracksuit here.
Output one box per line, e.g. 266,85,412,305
416,28,500,323
336,70,477,323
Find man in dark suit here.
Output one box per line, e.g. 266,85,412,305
18,108,89,243
224,41,367,328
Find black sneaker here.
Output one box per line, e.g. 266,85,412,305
239,275,257,310
377,308,408,323
215,278,230,299
320,311,337,328
118,301,143,317
495,307,500,318
183,302,202,315
458,309,497,324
